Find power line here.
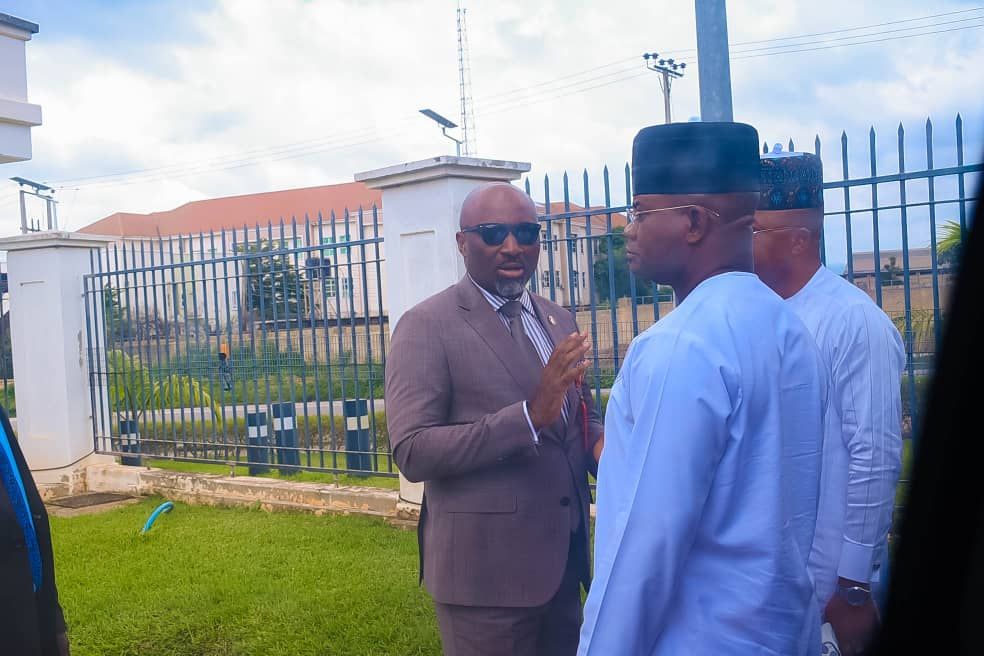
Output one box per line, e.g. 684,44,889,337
729,15,984,56
47,8,984,191
731,21,984,60
729,6,983,47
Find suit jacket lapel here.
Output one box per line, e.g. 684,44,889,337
455,279,541,401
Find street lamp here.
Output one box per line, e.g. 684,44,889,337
419,108,464,157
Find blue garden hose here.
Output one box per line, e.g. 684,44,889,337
141,501,174,534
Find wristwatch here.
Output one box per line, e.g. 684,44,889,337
837,584,871,607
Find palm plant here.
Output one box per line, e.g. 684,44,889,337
107,350,223,429
936,220,964,268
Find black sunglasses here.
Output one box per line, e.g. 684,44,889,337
461,222,542,246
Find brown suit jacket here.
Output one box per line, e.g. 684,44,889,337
386,277,603,608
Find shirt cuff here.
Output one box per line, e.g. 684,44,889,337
522,401,540,445
837,540,876,584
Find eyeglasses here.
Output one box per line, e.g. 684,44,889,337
627,204,721,223
752,226,811,236
461,222,542,246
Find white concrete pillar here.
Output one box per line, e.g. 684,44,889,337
0,13,42,163
0,232,116,497
355,156,531,516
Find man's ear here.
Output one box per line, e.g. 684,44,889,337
790,228,812,255
456,232,467,257
684,207,712,244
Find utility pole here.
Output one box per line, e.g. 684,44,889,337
695,0,734,122
10,176,57,234
643,53,686,124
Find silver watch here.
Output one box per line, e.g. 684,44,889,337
837,585,871,607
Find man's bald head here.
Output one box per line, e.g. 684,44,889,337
459,183,537,230
456,182,541,298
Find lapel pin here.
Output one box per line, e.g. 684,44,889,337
548,315,557,326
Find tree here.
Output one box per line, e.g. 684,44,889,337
592,227,671,303
236,240,308,322
102,284,132,341
936,220,964,268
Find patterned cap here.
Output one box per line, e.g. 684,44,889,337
758,144,824,211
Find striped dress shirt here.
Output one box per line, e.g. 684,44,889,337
469,277,570,440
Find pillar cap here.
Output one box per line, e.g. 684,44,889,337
0,231,116,252
355,155,531,190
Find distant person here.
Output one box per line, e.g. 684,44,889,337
217,348,233,392
0,406,70,655
386,182,603,656
754,145,905,656
578,122,827,655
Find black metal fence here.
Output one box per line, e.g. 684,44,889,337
84,209,393,478
81,116,979,503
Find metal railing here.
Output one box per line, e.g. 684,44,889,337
525,114,980,519
84,208,394,478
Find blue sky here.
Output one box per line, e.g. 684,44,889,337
0,0,981,266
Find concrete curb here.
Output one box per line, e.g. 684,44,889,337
86,464,400,518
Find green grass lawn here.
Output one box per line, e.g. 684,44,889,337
51,498,439,656
145,458,401,490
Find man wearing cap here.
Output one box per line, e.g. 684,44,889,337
754,145,905,656
578,122,828,655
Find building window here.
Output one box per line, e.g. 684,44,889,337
324,277,337,297
581,271,586,287
554,269,563,289
542,242,548,251
322,235,350,255
542,270,550,288
340,276,351,296
554,241,559,252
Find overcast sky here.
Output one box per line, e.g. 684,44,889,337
1,0,982,265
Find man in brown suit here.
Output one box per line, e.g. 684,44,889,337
386,182,603,656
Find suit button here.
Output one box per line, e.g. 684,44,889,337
560,497,571,507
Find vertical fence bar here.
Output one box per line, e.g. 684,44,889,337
544,175,556,302
525,179,539,295
925,119,942,351
285,217,305,474
218,228,237,462
956,114,967,237
581,174,600,402
255,223,273,468
303,214,320,469
869,127,884,309
842,132,854,283
565,176,577,310
343,209,366,471
371,205,390,472
316,213,337,469
194,230,215,457
897,123,919,444
330,211,346,469
357,207,380,471
82,266,100,453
